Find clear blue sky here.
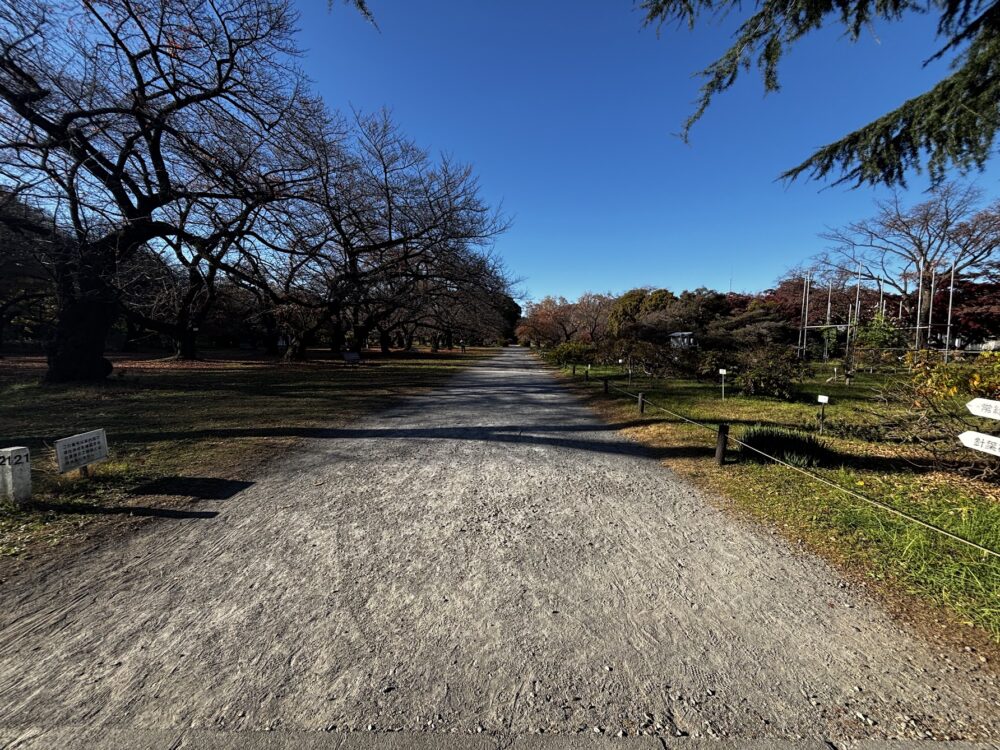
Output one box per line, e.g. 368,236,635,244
291,0,1000,301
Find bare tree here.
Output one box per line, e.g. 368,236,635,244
0,0,309,379
821,183,1000,348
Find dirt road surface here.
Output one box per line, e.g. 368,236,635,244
1,349,997,749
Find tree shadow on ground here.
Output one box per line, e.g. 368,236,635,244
131,477,254,500
24,501,218,520
103,422,710,462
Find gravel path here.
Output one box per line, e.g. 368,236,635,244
0,348,997,748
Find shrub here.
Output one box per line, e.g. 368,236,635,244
880,352,1000,480
544,341,597,366
738,425,833,468
734,345,809,399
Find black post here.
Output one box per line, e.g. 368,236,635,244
585,368,589,382
638,392,645,414
715,424,730,466
572,363,576,376
603,377,609,395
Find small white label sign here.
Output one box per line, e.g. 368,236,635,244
719,369,727,375
966,398,1000,420
818,395,830,404
55,429,109,473
959,431,1000,458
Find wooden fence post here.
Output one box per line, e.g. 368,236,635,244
572,363,576,376
638,392,645,414
715,424,730,466
603,377,609,395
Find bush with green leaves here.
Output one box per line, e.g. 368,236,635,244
544,342,597,366
738,425,834,468
733,345,809,399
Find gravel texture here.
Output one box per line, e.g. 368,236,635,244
0,348,997,747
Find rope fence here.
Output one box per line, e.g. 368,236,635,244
578,372,1000,561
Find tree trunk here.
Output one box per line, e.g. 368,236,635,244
403,329,415,351
329,324,346,353
46,295,116,382
283,335,309,361
916,270,933,350
379,329,392,354
445,330,454,350
121,316,143,353
46,250,117,382
351,325,369,353
175,328,198,360
261,311,281,356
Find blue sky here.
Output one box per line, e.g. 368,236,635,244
292,0,1000,301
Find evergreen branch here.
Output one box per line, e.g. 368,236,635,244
782,29,1000,186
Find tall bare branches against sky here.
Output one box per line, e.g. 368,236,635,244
302,1,1000,299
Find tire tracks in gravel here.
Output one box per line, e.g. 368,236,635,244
0,348,997,746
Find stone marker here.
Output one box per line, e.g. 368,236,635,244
0,447,31,504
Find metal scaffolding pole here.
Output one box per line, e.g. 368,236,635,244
802,273,811,357
945,260,957,363
927,268,937,346
798,275,808,356
824,281,832,360
852,263,862,365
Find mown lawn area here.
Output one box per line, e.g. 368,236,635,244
0,348,489,557
560,359,1000,642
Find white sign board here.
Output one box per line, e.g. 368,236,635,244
55,429,108,474
818,395,829,404
959,431,1000,458
718,369,727,375
966,398,1000,420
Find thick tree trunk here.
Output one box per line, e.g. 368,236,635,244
350,325,369,353
329,324,346,353
261,311,281,356
175,328,198,360
404,330,415,351
379,329,391,354
46,295,116,382
445,330,454,350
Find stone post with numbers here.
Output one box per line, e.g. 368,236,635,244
0,447,31,505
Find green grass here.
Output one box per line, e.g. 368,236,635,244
564,361,1000,641
0,348,488,556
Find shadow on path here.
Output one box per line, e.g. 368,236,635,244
25,501,219,520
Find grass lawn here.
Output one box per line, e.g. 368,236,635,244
560,359,1000,643
0,348,489,557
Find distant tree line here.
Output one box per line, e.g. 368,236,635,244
518,183,999,394
0,0,516,380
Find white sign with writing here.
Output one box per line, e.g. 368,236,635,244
966,398,1000,420
55,429,109,473
959,431,1000,458
818,395,830,404
719,369,727,376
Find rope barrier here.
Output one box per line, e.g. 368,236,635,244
600,377,1000,560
